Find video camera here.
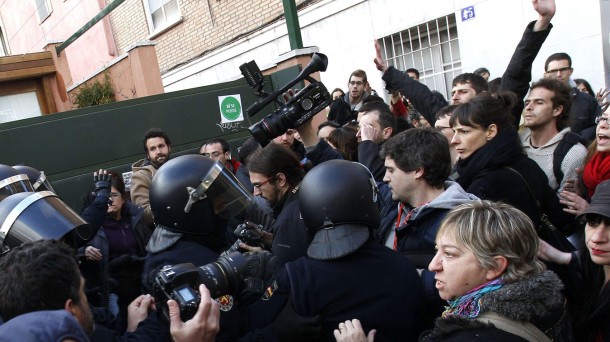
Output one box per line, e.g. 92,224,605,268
153,252,247,321
240,53,332,146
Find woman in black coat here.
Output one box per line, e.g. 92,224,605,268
449,93,572,236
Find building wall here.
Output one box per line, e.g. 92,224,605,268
0,0,117,85
161,0,608,102
109,0,317,74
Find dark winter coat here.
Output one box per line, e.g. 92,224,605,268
420,271,573,341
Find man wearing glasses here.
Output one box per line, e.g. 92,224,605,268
244,143,309,267
199,137,240,174
344,69,369,112
544,52,601,141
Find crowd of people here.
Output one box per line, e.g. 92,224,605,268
1,0,610,341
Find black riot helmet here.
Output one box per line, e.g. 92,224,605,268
150,154,252,235
298,160,380,260
12,165,56,193
0,164,34,202
0,191,90,255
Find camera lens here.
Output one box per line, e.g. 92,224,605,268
248,111,291,147
197,252,247,298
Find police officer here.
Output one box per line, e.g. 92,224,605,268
142,154,252,341
244,160,426,341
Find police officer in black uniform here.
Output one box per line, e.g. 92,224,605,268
142,154,252,341
244,160,426,341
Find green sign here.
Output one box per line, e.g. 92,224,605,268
218,95,243,123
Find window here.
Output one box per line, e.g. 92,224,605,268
144,0,181,33
0,92,42,123
377,14,461,99
35,0,52,23
0,28,8,57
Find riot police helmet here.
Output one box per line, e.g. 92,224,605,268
12,165,56,193
0,164,34,202
0,191,90,255
298,160,380,260
150,154,252,235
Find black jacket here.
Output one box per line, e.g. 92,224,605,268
456,128,573,234
358,140,385,182
270,184,311,267
500,21,553,127
382,67,447,126
247,240,426,341
570,88,601,142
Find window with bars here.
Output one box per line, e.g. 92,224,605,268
377,14,461,99
144,0,181,33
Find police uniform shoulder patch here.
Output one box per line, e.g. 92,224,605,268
215,294,234,311
262,280,278,301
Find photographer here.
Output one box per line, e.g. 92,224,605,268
79,170,150,324
244,143,309,267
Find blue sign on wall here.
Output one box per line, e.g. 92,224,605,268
461,6,475,22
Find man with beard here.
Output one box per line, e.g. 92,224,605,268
244,143,309,266
131,128,172,228
520,78,587,193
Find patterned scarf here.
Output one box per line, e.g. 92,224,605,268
442,278,505,319
583,152,610,198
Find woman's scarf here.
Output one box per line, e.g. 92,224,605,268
442,278,505,319
456,127,523,190
583,152,610,198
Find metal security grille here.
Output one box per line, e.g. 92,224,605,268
378,14,461,99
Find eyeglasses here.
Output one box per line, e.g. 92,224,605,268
586,214,610,227
595,116,609,125
349,81,364,86
201,151,222,158
109,192,121,198
252,175,274,189
546,67,572,74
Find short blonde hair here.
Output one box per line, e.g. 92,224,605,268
437,200,545,282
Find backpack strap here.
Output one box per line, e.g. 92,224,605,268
552,131,584,186
476,311,551,342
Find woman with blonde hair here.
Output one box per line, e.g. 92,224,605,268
335,201,572,341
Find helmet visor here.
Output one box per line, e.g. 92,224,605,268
32,171,56,194
185,162,252,219
0,175,34,201
0,191,89,253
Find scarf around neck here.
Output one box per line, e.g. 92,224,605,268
442,278,505,319
583,152,610,198
456,128,523,190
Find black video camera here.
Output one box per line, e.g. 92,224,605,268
240,53,332,146
153,252,247,321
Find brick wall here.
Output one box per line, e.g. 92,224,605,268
109,0,320,74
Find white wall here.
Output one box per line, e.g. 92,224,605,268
163,0,607,98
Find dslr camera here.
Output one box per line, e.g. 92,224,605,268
222,220,271,256
154,252,247,321
240,53,332,146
